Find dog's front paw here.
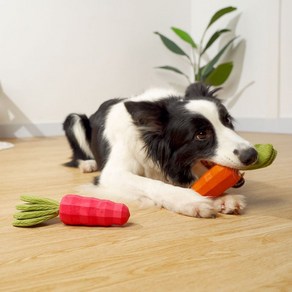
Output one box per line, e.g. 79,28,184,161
178,199,217,218
78,160,97,173
213,194,246,215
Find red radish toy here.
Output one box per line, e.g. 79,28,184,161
13,194,130,227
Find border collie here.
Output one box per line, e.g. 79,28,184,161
63,83,257,218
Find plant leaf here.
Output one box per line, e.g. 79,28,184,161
201,29,230,55
156,66,190,83
156,65,184,75
207,6,237,29
154,32,191,61
201,37,237,79
196,65,214,81
205,62,233,86
171,27,197,48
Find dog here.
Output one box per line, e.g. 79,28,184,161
63,83,257,218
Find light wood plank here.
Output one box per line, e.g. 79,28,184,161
0,133,291,291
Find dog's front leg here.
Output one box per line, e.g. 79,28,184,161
99,171,217,218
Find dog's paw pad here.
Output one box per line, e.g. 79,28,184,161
214,194,246,215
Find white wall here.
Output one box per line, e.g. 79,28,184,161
280,0,292,118
0,0,291,137
0,0,191,137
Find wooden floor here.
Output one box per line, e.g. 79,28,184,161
1,132,292,291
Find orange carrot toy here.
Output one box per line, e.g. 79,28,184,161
192,165,242,197
192,144,277,197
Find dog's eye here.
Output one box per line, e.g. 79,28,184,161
195,131,208,141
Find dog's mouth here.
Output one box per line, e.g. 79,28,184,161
200,160,215,169
200,160,245,188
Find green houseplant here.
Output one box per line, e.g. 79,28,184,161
155,6,238,86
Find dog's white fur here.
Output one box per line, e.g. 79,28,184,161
75,88,252,218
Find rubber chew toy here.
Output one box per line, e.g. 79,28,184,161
192,144,277,197
192,165,242,197
13,194,130,227
244,144,277,170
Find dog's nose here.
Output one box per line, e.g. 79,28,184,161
233,147,258,166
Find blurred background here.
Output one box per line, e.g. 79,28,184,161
0,0,291,137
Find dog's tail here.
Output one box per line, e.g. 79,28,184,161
63,113,94,167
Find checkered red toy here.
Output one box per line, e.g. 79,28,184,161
13,194,130,227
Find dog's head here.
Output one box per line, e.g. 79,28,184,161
184,83,257,168
125,83,257,186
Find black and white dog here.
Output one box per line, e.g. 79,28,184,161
63,83,257,218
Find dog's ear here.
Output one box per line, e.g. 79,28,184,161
124,101,168,133
185,82,221,100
